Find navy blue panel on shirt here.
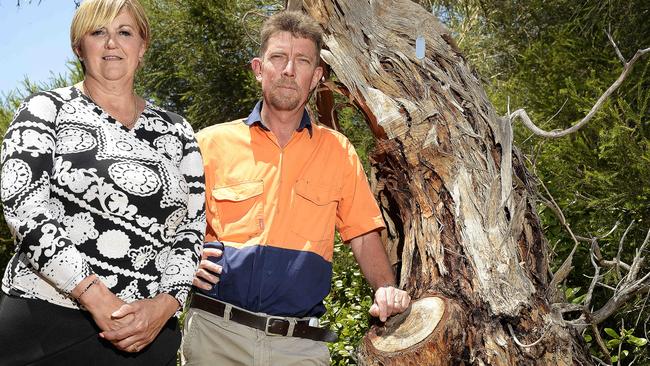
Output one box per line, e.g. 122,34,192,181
200,244,332,317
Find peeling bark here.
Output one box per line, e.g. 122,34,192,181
289,0,594,364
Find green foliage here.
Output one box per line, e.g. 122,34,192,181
322,235,374,365
425,0,650,363
598,326,648,364
3,1,649,364
138,0,281,130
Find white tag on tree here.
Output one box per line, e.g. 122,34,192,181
415,36,425,59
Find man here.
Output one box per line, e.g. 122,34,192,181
182,11,410,365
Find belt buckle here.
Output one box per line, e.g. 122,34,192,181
264,316,289,336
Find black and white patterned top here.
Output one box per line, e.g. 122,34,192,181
0,86,205,310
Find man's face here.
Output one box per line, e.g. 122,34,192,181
252,31,323,112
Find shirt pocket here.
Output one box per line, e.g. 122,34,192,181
291,179,340,243
212,180,264,242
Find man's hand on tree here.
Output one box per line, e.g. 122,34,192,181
369,285,411,322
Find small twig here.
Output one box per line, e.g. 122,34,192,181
616,221,635,278
584,241,602,308
241,9,279,47
607,31,626,65
635,290,650,328
591,355,611,366
539,178,582,287
600,260,631,272
591,323,612,362
617,319,625,366
627,228,650,285
507,323,547,348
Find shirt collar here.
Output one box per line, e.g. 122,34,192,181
244,100,313,135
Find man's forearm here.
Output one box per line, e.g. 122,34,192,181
349,230,395,290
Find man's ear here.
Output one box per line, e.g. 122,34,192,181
251,57,263,82
310,65,324,90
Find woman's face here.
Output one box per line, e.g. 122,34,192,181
76,9,146,83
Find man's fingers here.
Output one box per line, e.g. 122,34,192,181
370,287,411,321
201,248,223,260
198,259,222,275
196,267,220,284
369,303,380,317
192,275,217,290
371,287,386,322
399,293,411,311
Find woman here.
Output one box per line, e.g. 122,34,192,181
0,0,205,364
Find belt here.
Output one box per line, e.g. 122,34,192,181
190,293,339,343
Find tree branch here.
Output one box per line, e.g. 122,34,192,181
587,228,650,325
509,46,650,138
607,31,626,66
584,241,602,309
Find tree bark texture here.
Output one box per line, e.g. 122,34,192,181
294,0,594,364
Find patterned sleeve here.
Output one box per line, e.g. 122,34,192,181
157,116,205,307
1,92,92,294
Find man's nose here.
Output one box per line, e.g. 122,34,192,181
282,59,295,77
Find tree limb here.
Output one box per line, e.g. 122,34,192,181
509,46,650,138
584,241,602,309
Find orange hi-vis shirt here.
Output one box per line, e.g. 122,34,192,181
197,101,385,317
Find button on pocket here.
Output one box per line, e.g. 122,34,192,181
212,180,264,242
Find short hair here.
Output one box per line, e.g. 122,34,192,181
70,0,150,56
260,11,323,58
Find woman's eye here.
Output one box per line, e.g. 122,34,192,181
90,29,105,36
119,30,132,36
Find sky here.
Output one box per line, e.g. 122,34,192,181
0,1,78,96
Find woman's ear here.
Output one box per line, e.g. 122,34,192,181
74,46,84,62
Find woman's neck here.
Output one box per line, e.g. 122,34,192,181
78,76,142,128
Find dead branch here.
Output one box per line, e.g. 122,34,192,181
591,323,612,362
507,323,548,348
615,222,635,277
509,45,650,138
607,31,626,66
584,241,602,309
571,228,650,330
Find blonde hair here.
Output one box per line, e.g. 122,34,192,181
70,0,150,58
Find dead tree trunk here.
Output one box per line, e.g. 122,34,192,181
290,0,595,364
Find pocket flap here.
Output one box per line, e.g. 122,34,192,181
213,181,263,202
294,179,340,206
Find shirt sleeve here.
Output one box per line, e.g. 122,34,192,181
1,92,92,294
157,117,206,308
335,138,386,242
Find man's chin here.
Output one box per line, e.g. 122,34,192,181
267,96,301,111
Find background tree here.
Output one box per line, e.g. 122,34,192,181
2,0,649,364
137,0,279,129
289,0,649,364
419,0,650,363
